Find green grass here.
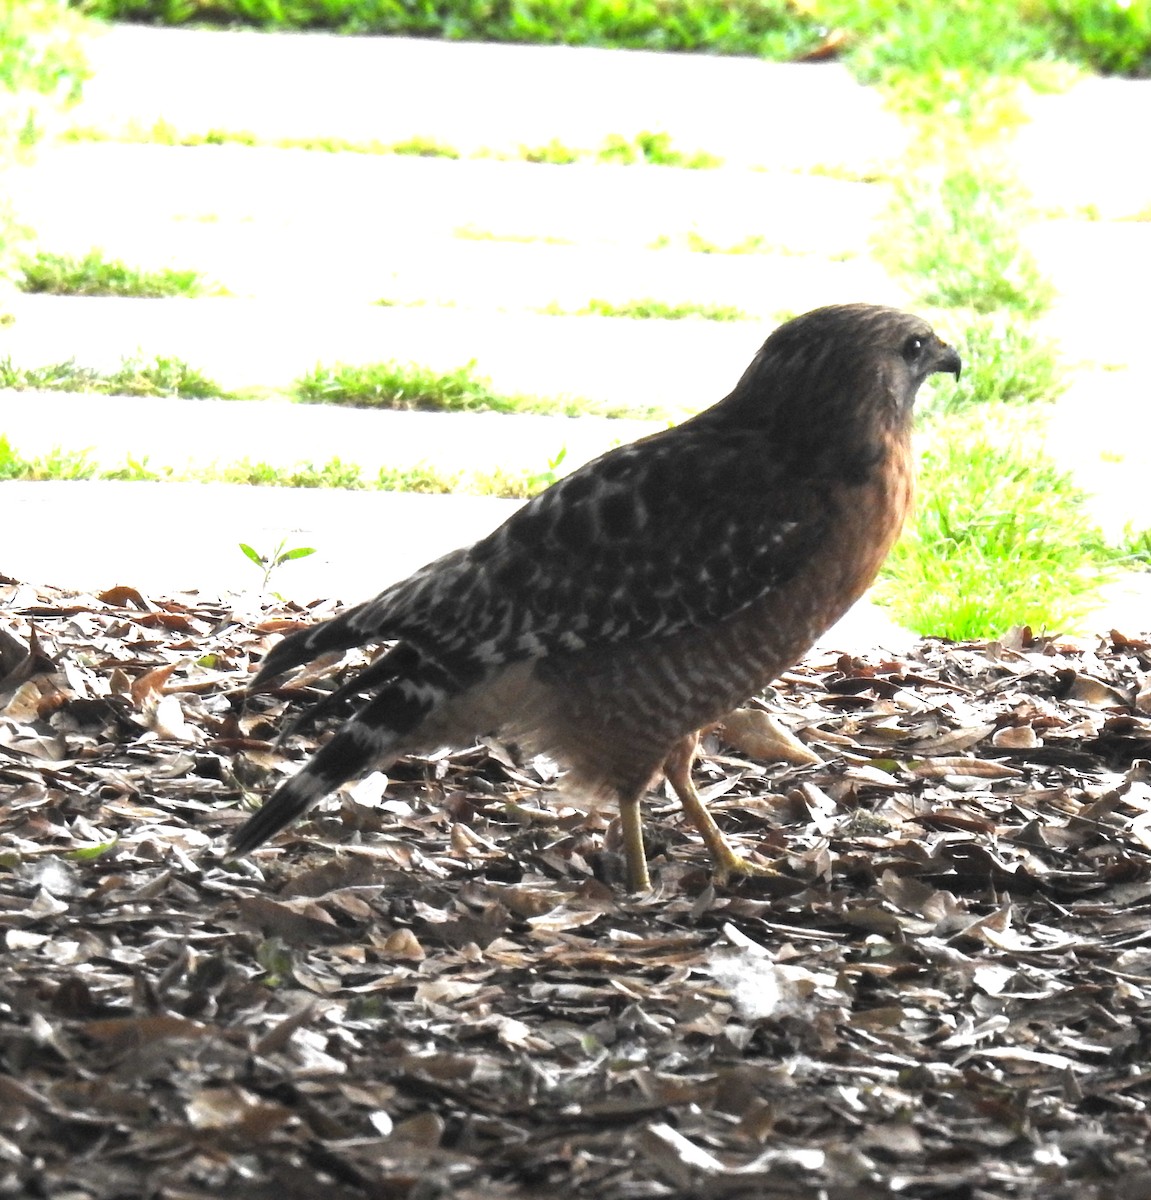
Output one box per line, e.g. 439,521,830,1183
0,354,225,398
296,360,516,413
542,297,751,321
373,296,456,309
926,316,1065,414
63,121,460,157
0,434,566,499
1047,0,1151,76
1112,525,1151,571
0,354,661,418
596,131,722,169
64,123,725,170
649,231,857,259
294,360,663,419
453,225,574,246
880,169,1054,317
820,0,1073,128
502,131,724,168
72,0,826,60
826,0,1056,79
879,415,1116,639
1,2,87,149
18,249,220,298
861,30,1120,641
68,1,1151,78
1,1,89,291
0,436,98,482
519,139,582,165
389,135,461,158
649,232,787,256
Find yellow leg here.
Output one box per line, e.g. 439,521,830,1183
664,732,784,884
618,792,652,893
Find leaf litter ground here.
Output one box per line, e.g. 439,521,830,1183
3,580,1151,1199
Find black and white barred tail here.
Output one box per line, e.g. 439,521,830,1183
228,669,446,857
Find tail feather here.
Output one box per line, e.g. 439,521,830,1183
277,643,418,741
251,601,374,689
228,673,445,857
228,764,344,858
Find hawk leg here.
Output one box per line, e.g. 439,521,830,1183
663,732,785,885
618,791,653,893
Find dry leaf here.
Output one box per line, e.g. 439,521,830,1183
992,724,1040,749
718,707,822,766
3,579,1151,1195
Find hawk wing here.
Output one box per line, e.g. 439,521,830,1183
327,422,837,681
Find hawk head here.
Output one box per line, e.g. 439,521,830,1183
720,303,961,475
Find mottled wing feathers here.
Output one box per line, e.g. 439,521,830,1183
457,430,834,650
249,304,961,696
254,425,836,693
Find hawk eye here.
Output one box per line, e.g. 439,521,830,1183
902,335,924,362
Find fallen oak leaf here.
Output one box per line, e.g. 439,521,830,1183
0,625,57,704
718,707,822,766
130,661,179,705
908,723,997,754
382,928,425,960
164,670,239,695
135,611,202,633
144,692,197,742
992,724,1042,749
254,1002,319,1056
908,757,1023,780
640,1122,727,1180
96,585,150,609
0,627,31,677
1055,670,1132,707
237,894,350,944
254,617,312,636
185,1085,295,1137
2,679,57,723
82,1014,211,1050
916,807,998,835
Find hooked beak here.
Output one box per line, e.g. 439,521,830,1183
934,341,962,380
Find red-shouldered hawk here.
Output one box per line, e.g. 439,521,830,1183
229,304,960,890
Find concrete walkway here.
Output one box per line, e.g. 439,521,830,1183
63,25,909,172
3,25,1151,637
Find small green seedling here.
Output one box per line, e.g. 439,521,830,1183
239,539,317,595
